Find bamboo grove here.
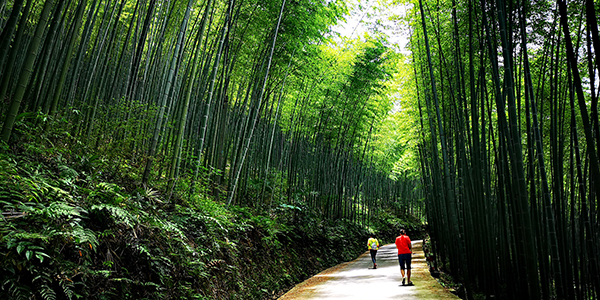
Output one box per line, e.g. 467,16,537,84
408,0,600,298
0,0,423,228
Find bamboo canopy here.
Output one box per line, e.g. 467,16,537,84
2,0,600,298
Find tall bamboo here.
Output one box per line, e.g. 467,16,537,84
227,0,286,205
142,0,194,184
1,0,55,143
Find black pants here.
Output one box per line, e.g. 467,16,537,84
370,249,377,264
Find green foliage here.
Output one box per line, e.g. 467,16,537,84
0,0,424,296
371,208,424,241
90,204,136,228
0,135,423,299
90,183,127,205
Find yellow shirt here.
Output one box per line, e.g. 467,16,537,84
367,237,379,250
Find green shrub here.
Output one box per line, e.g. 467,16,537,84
0,135,423,299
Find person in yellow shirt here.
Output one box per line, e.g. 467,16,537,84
367,234,380,269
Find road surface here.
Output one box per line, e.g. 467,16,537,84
278,240,460,299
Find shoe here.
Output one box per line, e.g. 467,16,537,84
407,282,414,286
374,264,377,269
402,278,405,285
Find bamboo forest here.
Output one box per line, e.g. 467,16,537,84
0,0,599,298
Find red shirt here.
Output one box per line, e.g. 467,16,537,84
395,234,412,254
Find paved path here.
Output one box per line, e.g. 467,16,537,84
278,240,460,299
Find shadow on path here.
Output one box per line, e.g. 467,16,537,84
278,240,460,299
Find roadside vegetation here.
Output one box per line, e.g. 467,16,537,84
0,1,423,298
409,0,600,298
0,131,422,299
15,0,600,299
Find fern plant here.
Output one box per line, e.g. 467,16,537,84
90,204,137,228
90,182,126,205
38,284,57,300
1,273,31,300
58,274,77,300
37,201,84,221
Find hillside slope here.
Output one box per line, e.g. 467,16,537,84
0,142,422,299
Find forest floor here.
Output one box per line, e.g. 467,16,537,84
277,240,460,299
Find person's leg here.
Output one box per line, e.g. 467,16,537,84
406,255,412,284
398,254,407,284
373,250,377,268
370,250,376,264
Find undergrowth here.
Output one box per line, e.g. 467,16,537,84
0,128,421,299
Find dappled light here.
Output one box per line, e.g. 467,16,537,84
1,0,599,299
279,242,457,299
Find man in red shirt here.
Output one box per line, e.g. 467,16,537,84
395,229,413,286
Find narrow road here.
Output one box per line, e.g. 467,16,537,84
278,240,460,299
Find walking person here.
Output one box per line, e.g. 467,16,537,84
395,229,413,285
367,233,380,269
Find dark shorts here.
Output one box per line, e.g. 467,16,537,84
398,253,412,270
